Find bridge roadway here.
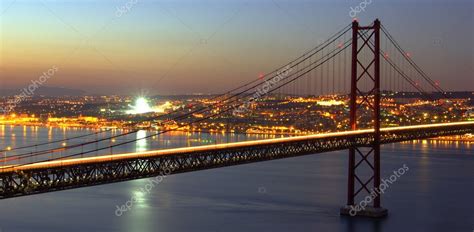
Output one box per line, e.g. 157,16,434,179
0,122,473,198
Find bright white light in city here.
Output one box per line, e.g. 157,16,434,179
135,97,152,114
127,97,152,114
126,97,172,114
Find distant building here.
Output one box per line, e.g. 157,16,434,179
465,109,474,120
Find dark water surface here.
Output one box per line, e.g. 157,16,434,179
0,126,472,232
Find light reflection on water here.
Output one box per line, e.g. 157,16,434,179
136,130,147,152
0,126,284,166
0,126,472,232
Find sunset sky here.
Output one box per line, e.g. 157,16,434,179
0,0,472,95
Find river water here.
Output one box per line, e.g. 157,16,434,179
0,125,472,232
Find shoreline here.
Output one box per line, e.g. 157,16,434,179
1,123,473,141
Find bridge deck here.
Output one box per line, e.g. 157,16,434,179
0,121,472,199
1,121,473,173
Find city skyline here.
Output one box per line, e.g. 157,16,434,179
0,0,473,95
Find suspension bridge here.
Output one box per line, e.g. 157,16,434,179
1,19,473,218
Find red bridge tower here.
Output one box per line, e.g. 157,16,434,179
340,19,388,218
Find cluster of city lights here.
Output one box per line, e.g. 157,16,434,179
126,97,171,115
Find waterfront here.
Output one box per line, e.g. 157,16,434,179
0,126,472,232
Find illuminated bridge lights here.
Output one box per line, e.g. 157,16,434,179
0,122,472,199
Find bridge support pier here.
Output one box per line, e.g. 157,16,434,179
340,19,388,218
340,206,388,218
